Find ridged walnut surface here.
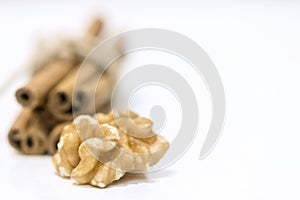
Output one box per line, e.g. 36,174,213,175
53,111,169,188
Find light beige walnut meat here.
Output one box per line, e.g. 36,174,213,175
53,110,169,188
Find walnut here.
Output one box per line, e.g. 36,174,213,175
53,110,169,188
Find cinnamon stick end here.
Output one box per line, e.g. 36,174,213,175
16,88,37,108
8,129,22,152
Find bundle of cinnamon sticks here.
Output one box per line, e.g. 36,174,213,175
8,19,122,155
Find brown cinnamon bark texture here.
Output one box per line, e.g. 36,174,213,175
47,64,113,121
16,59,76,108
8,18,122,155
46,67,79,121
46,122,70,155
8,109,31,152
85,18,103,38
8,109,49,154
73,74,114,116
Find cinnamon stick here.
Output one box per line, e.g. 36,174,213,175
47,63,113,121
22,118,48,154
16,59,76,108
8,109,31,152
46,65,94,121
46,67,79,121
8,18,119,155
73,74,114,116
33,106,58,130
8,109,49,154
46,122,70,155
85,18,103,38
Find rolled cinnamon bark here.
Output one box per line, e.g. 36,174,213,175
73,74,114,116
47,63,113,121
8,109,31,152
8,109,48,154
16,59,76,108
33,106,58,130
47,64,95,121
46,122,70,155
22,118,48,155
85,18,103,38
47,67,79,119
8,18,116,155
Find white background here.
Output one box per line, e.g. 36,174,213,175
0,1,300,199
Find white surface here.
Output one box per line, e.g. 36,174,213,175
1,1,300,200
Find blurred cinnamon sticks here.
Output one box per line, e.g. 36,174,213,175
16,59,76,108
8,18,123,155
